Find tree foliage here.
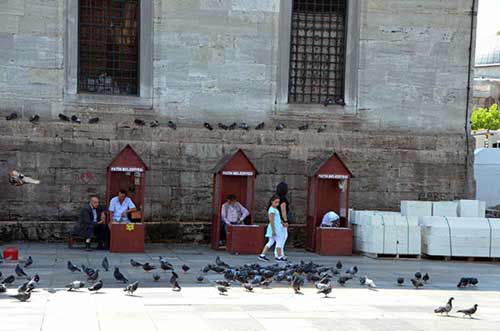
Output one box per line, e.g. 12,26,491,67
471,103,500,130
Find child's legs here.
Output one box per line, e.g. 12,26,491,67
261,237,276,255
274,229,288,257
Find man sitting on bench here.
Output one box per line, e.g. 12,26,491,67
73,195,109,251
109,189,137,223
219,194,250,246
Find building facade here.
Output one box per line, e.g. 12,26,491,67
0,0,476,243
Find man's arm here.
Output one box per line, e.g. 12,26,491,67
123,198,137,216
221,203,229,224
237,202,249,221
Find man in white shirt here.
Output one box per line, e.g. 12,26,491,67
219,194,250,245
109,189,137,223
321,211,340,227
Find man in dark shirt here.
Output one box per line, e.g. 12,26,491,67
73,195,109,250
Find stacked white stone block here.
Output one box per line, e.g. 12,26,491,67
457,200,486,217
350,210,420,256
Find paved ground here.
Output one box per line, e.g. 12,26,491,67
0,243,499,331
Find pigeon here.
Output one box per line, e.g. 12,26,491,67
196,275,205,282
31,274,40,283
218,123,228,130
346,266,358,276
275,123,285,131
29,115,40,123
215,256,230,268
0,284,6,293
153,274,160,282
172,280,181,292
171,271,179,280
336,261,342,270
317,282,332,297
24,256,33,268
58,114,70,121
8,170,40,186
457,278,470,288
243,283,254,292
101,257,109,272
130,259,143,268
239,123,249,131
67,261,81,272
411,278,424,289
134,119,145,126
17,281,30,293
217,286,228,296
292,274,304,294
434,297,454,316
181,264,190,273
322,98,333,107
87,270,99,282
414,272,422,280
228,122,237,130
204,122,213,131
457,304,478,318
88,280,103,293
6,112,18,121
160,261,173,272
71,115,81,123
65,281,85,291
298,123,309,131
397,277,404,286
337,276,350,286
260,279,273,288
2,275,15,285
15,264,28,278
113,267,128,283
124,281,139,295
363,276,377,289
359,276,366,285
88,117,99,124
317,125,327,133
142,263,156,272
470,278,479,286
215,280,231,287
11,291,31,302
167,121,177,130
334,97,346,106
150,120,159,128
423,273,430,283
255,122,265,130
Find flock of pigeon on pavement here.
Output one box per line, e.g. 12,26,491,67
0,254,479,319
5,111,329,133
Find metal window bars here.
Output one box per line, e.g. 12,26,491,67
78,0,140,96
288,0,347,104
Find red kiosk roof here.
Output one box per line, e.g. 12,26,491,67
307,152,353,178
212,149,258,175
107,144,148,171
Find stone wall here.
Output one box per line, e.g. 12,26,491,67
0,119,472,242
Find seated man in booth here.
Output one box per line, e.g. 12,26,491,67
73,195,109,251
320,211,340,228
219,194,250,246
109,189,137,223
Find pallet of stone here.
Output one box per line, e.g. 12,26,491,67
421,216,498,258
363,252,421,260
432,201,458,217
401,201,432,217
351,211,420,256
457,200,486,217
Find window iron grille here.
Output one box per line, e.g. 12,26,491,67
288,0,347,104
78,0,140,96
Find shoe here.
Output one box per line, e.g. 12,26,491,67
280,256,288,262
258,255,269,262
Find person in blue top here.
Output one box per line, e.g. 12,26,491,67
258,195,286,262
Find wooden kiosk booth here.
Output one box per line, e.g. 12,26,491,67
306,152,353,255
211,149,264,254
106,145,147,253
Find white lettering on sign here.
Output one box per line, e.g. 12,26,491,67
318,174,348,179
110,167,144,172
222,171,254,176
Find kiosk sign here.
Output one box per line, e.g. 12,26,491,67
222,171,254,176
318,174,349,179
110,167,144,172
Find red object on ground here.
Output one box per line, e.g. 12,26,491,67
211,149,258,250
3,247,19,261
226,224,265,254
110,223,145,253
315,227,353,256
